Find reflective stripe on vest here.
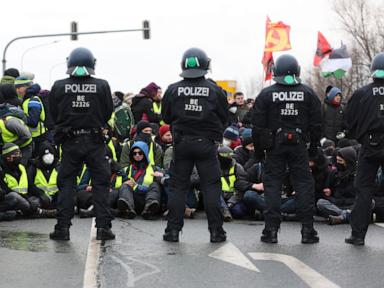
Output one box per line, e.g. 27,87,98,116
148,142,155,166
22,97,46,138
152,102,165,126
4,164,28,195
127,165,154,191
108,140,117,161
0,116,33,148
114,175,122,189
221,165,236,193
34,168,59,196
77,164,87,185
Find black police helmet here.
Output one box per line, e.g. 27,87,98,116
66,47,96,77
273,54,301,85
180,48,210,78
371,52,384,79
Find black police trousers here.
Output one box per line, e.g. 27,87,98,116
349,144,384,238
166,137,223,231
263,143,315,229
56,135,113,228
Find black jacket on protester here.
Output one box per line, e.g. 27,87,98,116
162,77,228,142
322,98,346,142
131,93,160,124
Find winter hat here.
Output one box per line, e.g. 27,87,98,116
136,120,152,133
337,146,357,167
2,143,20,156
113,91,124,101
14,76,32,88
325,85,333,96
4,68,19,78
140,82,161,98
326,87,342,101
337,138,351,148
321,139,335,149
19,71,35,81
240,128,253,146
159,124,170,138
223,125,240,141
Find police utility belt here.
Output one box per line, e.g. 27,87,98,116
275,127,303,145
69,128,101,137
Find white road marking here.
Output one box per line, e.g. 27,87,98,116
83,218,100,288
249,252,340,288
110,255,135,287
375,223,384,228
208,242,260,272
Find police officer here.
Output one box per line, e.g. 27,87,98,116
161,47,229,243
49,47,115,241
252,54,321,244
345,52,384,245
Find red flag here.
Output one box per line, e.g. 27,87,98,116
314,31,332,66
264,19,291,52
262,51,274,81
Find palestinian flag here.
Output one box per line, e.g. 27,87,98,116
320,44,352,79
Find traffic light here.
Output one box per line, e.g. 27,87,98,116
143,20,150,40
71,21,78,41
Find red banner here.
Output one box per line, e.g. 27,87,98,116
313,31,332,66
264,19,291,52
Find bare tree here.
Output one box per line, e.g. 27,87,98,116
305,0,384,100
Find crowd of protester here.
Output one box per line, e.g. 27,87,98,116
1,67,384,226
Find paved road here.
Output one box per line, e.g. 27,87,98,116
1,215,384,288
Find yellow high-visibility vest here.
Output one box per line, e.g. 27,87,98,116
221,165,236,193
4,164,28,195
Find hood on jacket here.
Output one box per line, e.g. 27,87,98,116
337,146,357,169
129,141,150,164
0,84,18,100
25,83,41,98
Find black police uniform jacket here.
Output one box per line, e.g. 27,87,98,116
49,76,113,131
252,82,321,148
346,79,384,143
161,77,228,142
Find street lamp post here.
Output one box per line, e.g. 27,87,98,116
2,21,151,73
20,40,60,71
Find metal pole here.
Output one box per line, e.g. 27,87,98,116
2,26,150,73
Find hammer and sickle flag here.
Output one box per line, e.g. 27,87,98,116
264,17,291,52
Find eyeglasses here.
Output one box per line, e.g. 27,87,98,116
133,151,143,156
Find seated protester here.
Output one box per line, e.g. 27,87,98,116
217,145,251,221
223,125,241,150
316,146,357,225
26,142,59,217
0,113,33,166
308,147,330,201
123,141,162,219
0,143,47,217
119,120,163,168
233,128,256,169
243,168,296,219
321,138,336,164
76,151,132,219
0,83,23,107
154,124,173,153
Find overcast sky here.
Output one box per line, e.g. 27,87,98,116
0,0,345,97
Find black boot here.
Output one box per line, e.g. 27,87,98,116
328,215,346,225
96,228,116,240
49,224,70,241
301,226,319,244
40,209,57,218
260,228,278,243
142,200,160,220
163,229,179,242
345,234,365,246
210,227,227,243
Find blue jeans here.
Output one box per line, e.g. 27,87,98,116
243,190,296,214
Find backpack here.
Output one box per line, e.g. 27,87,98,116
0,103,27,123
37,90,54,130
114,103,135,140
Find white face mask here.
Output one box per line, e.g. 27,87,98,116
42,153,54,165
223,138,232,147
